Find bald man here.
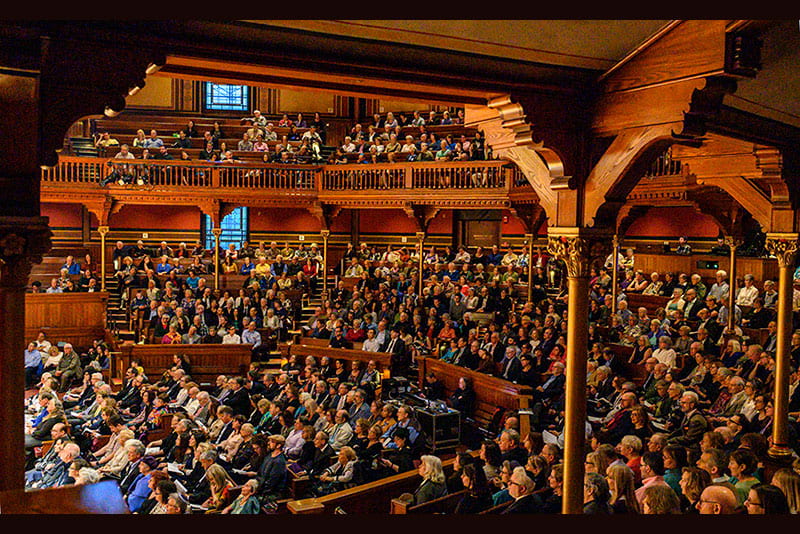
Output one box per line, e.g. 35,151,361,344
696,485,738,514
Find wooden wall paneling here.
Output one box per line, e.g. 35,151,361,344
24,292,109,350
117,344,253,385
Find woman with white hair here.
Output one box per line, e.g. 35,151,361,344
222,479,261,514
76,467,101,485
412,455,448,505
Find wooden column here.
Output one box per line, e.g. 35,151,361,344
0,217,52,491
321,229,330,298
417,231,425,298
525,233,534,304
98,225,109,291
212,227,222,290
548,227,608,514
611,234,619,314
725,236,740,333
765,234,799,460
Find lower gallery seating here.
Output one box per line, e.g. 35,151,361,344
24,228,800,515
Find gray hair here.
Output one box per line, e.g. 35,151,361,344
126,439,145,456
78,467,101,484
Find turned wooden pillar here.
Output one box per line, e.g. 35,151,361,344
724,236,740,333
417,231,425,298
98,226,109,291
765,234,799,460
611,234,619,314
525,233,534,304
213,228,222,290
321,229,330,298
0,217,52,491
548,228,608,514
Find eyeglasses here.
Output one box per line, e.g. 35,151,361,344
744,498,763,508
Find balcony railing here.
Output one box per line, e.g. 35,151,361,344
41,157,519,194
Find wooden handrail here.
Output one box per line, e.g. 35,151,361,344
43,156,515,193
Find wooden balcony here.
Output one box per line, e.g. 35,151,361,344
40,156,538,214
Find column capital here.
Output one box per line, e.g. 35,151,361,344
765,233,799,268
723,235,744,248
416,231,426,241
211,228,223,238
320,229,330,239
547,227,612,279
98,226,110,236
0,217,53,288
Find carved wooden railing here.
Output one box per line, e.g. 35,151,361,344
42,157,517,194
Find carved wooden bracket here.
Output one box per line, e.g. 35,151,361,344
585,123,679,229
673,76,738,140
307,203,342,231
509,203,547,235
402,204,440,234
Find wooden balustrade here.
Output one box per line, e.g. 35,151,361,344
43,157,515,195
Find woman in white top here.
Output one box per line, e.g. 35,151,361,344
665,288,685,320
652,336,677,369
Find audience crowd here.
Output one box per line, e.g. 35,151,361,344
23,232,800,514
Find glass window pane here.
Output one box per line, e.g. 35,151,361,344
204,82,249,111
203,207,248,250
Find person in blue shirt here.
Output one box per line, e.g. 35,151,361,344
185,270,200,290
486,245,504,266
240,257,256,275
156,256,173,275
127,455,158,512
381,405,419,449
62,255,81,275
25,342,42,388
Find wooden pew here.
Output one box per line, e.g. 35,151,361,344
391,488,467,514
625,293,670,315
287,343,392,373
287,450,471,514
0,480,129,514
416,357,534,439
115,343,253,386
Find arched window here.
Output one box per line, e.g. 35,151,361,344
203,207,249,251
203,82,250,112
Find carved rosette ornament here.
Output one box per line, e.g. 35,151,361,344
765,234,799,268
723,236,743,250
0,217,53,288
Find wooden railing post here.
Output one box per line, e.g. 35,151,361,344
405,166,413,189
317,167,324,192
211,166,220,188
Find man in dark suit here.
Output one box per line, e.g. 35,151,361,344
118,440,145,495
502,467,543,513
499,347,523,383
682,289,705,321
303,431,335,478
596,391,637,445
213,406,235,445
223,377,252,418
667,391,709,451
533,362,566,404
484,332,506,363
499,429,528,465
382,328,409,377
453,339,479,371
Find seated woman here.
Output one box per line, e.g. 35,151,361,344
454,463,493,514
201,464,236,513
449,376,476,418
222,479,260,514
314,446,357,496
407,455,448,506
